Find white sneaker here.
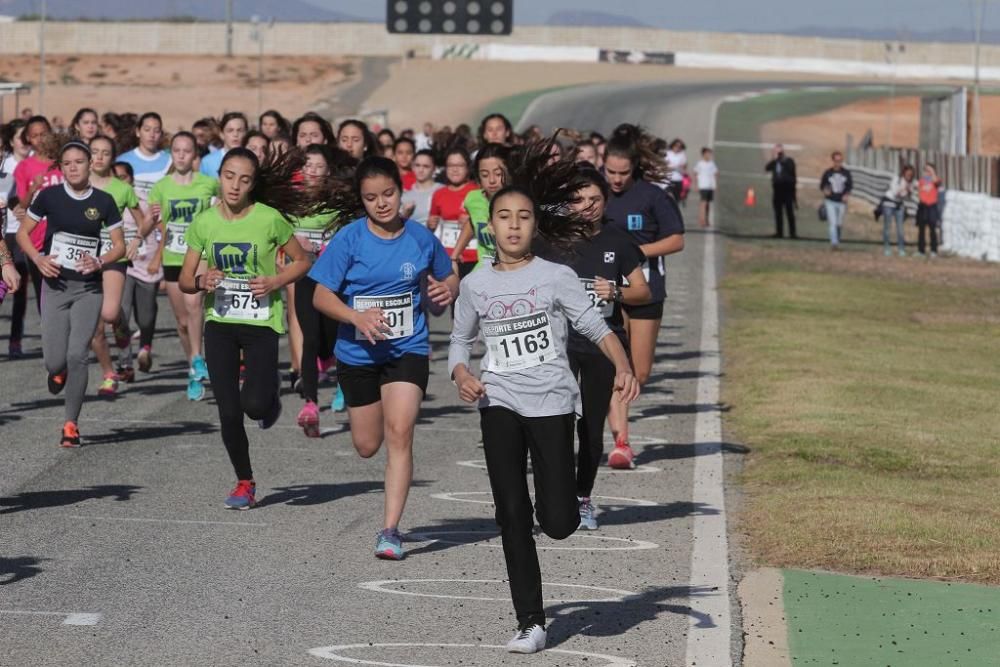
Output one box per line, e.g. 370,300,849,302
506,624,547,654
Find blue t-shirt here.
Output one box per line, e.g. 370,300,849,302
117,148,172,203
199,148,227,179
309,217,452,366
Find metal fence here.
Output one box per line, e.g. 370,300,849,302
846,138,1000,196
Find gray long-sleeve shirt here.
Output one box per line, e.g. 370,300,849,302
448,257,612,417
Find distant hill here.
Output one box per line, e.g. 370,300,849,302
765,25,1000,46
545,10,648,28
0,0,362,21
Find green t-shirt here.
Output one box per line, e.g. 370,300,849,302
97,177,140,262
291,211,337,254
463,189,495,267
186,202,293,334
149,173,219,267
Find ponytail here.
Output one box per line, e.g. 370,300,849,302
605,123,668,183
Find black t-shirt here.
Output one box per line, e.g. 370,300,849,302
604,179,684,303
28,183,122,283
535,224,644,354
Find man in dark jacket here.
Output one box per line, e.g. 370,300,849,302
765,144,797,238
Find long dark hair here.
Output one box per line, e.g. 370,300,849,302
70,107,98,137
477,113,513,146
569,163,610,202
293,112,336,146
259,109,291,136
319,155,401,234
605,123,667,183
218,147,344,221
473,142,509,179
1,119,25,154
337,118,378,157
303,143,357,179
488,133,594,246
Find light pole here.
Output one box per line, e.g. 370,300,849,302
250,16,274,119
225,0,234,57
884,41,905,147
38,0,46,115
973,0,985,154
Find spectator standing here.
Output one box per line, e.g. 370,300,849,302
819,151,852,250
693,147,719,228
916,163,943,258
765,144,797,238
881,164,915,257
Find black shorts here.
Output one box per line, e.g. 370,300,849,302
162,265,181,282
337,353,429,408
623,300,664,321
102,262,127,275
699,189,715,202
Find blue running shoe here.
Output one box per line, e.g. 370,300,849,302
190,354,209,382
578,497,598,531
374,528,404,560
186,375,206,401
224,479,256,510
332,384,345,412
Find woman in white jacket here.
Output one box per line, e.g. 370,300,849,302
882,164,915,257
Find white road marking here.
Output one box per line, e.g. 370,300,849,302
66,515,268,527
429,491,658,507
0,609,102,626
684,97,734,667
358,579,637,603
455,459,663,474
408,530,659,552
309,642,637,666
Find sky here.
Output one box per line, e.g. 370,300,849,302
301,0,999,36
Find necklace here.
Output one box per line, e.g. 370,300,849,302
493,253,532,266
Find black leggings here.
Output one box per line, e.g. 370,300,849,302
481,406,578,628
293,275,338,403
204,321,280,480
4,233,41,343
121,275,159,348
569,350,616,498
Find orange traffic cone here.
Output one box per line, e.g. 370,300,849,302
744,187,756,207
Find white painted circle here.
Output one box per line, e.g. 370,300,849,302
393,1,408,13
430,491,658,507
467,1,481,15
455,459,662,474
491,19,505,34
491,1,506,15
442,1,457,15
418,1,432,14
358,579,636,603
442,19,456,33
408,530,659,551
466,19,480,32
309,643,637,666
418,18,432,32
393,18,408,31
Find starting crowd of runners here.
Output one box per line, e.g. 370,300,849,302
0,108,689,654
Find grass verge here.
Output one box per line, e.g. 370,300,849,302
722,242,1000,582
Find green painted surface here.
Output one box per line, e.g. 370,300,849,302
784,569,1000,666
475,85,576,128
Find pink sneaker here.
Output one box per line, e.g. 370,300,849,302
607,436,636,470
297,400,320,438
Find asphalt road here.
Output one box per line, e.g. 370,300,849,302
0,80,756,666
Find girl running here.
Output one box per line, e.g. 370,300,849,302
258,110,291,140
88,135,151,396
477,113,514,148
292,144,356,436
400,149,442,227
448,147,639,652
70,108,100,144
602,124,685,468
201,112,249,178
337,119,377,161
310,156,458,559
179,148,314,509
537,165,651,530
15,140,126,447
453,143,507,269
150,132,220,400
242,131,270,163
118,112,171,203
293,113,336,149
393,137,416,190
1,119,30,358
427,147,477,278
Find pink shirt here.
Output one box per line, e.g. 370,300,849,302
14,156,63,250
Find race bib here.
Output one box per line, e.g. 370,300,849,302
439,220,461,249
353,292,414,341
580,278,615,318
49,232,99,270
483,311,556,372
213,277,270,321
165,222,189,255
99,227,140,257
295,228,328,254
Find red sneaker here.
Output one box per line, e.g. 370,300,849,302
607,436,636,470
60,421,81,448
224,479,257,510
